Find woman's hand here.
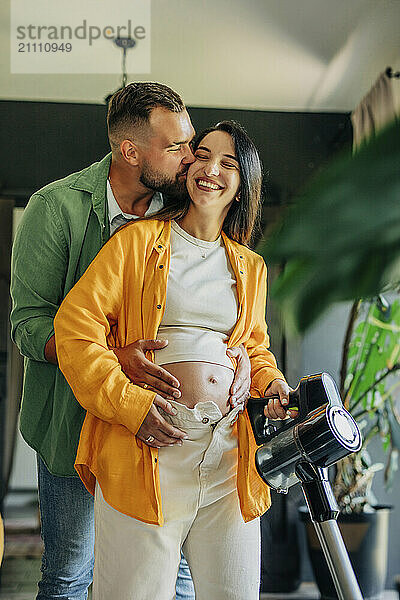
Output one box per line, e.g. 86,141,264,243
112,339,182,401
264,379,297,420
226,344,251,409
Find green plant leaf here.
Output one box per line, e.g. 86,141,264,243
334,296,400,505
345,299,400,416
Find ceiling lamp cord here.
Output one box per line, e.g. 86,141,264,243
115,37,136,89
104,37,136,103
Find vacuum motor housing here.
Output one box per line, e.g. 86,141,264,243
248,373,361,493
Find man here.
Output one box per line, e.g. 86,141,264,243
10,82,251,600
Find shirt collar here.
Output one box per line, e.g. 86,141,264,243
106,179,164,225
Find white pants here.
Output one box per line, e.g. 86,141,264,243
93,401,261,600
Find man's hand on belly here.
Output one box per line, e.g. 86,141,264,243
112,339,182,401
226,344,251,409
136,395,188,448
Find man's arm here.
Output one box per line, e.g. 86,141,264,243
45,332,184,446
10,194,67,362
44,335,58,364
12,193,181,400
45,334,182,406
112,339,181,401
54,232,186,444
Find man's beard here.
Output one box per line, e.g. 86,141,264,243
140,162,188,200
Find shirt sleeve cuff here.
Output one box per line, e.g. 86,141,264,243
250,368,286,398
116,384,156,435
15,318,55,363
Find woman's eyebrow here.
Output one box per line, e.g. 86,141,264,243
196,145,238,162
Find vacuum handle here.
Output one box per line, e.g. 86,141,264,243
249,394,299,412
247,374,337,445
273,394,299,412
247,393,300,445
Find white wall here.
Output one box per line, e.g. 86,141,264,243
8,430,37,490
301,302,351,384
1,0,399,111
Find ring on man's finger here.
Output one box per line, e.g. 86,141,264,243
145,435,154,443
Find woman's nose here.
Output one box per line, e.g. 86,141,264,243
204,161,220,177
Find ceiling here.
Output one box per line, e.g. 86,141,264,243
1,0,399,112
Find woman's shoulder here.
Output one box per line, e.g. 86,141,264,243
112,218,169,246
224,236,267,271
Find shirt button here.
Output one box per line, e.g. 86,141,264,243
159,265,164,269
202,417,210,424
239,270,244,274
158,245,163,249
156,304,162,309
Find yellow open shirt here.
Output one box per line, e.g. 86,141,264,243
54,219,285,525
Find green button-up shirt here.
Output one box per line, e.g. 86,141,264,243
10,153,113,475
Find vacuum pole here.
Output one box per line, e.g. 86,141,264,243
313,520,363,600
251,374,365,600
297,463,363,600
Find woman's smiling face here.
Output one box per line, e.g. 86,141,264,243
186,130,241,214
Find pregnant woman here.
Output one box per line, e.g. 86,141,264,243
54,120,293,600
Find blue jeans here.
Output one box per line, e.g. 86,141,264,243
36,455,195,599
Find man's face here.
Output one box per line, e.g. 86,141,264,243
138,107,196,199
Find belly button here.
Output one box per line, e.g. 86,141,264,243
209,377,218,384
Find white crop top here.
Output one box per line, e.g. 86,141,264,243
154,221,238,370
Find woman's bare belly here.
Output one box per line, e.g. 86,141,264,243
161,361,234,416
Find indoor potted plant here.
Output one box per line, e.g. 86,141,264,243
300,293,399,599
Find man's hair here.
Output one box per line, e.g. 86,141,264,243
107,82,185,150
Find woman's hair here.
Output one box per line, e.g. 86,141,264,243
146,120,263,246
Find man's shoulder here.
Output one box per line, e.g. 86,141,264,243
33,153,111,204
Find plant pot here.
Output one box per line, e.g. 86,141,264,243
299,505,392,600
260,491,301,593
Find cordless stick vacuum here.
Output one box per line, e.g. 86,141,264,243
247,373,363,600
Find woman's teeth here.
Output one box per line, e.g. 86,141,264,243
197,179,220,190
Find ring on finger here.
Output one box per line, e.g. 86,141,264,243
145,435,154,443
